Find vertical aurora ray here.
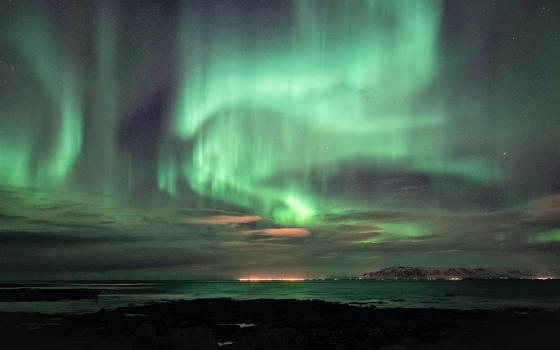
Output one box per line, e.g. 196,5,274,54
0,2,126,198
81,1,121,195
0,7,84,188
40,69,83,184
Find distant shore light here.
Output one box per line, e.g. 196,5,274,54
238,277,306,282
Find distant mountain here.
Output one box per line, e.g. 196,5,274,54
359,266,558,280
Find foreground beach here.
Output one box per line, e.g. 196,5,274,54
0,298,558,349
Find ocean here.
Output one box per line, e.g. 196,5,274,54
1,279,559,314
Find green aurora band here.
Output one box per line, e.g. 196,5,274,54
0,3,118,193
161,0,500,224
0,7,83,188
0,0,558,234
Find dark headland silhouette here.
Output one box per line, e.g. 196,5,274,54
360,266,560,280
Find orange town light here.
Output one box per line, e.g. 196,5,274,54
238,277,306,282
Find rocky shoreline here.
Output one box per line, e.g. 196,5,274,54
0,299,559,349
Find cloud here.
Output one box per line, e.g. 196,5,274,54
337,224,381,233
221,241,294,250
0,231,139,247
0,247,215,274
185,215,262,225
249,227,311,237
528,194,560,224
423,249,465,255
323,210,414,223
528,229,560,244
335,232,382,243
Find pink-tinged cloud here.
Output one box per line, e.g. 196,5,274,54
185,215,262,225
252,228,311,237
530,194,560,223
221,241,293,250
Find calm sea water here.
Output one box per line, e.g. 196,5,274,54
1,280,559,313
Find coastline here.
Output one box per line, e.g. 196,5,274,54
2,279,560,314
0,298,558,349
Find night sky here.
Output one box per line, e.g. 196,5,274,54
1,0,559,279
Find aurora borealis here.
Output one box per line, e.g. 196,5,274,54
1,0,559,279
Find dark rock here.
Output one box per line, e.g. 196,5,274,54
239,327,306,350
130,323,159,350
169,324,218,350
85,342,133,350
1,299,559,349
377,344,409,350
